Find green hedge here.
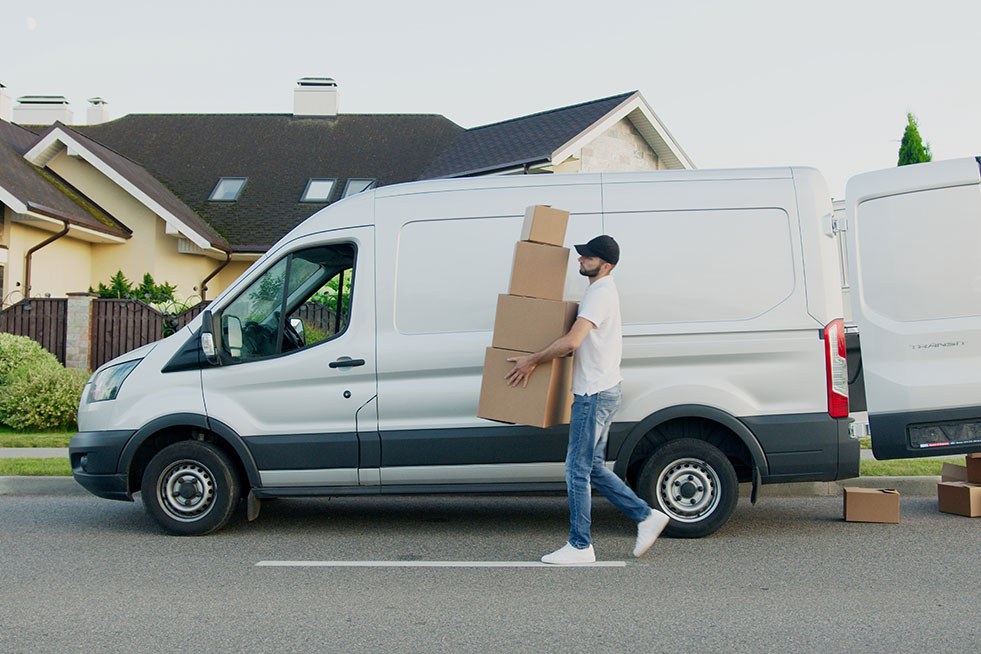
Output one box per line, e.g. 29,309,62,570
0,334,88,431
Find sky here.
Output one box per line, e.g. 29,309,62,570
3,0,979,198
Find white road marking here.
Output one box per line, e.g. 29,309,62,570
256,560,627,568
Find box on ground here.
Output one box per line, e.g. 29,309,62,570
966,453,981,483
843,487,900,523
492,295,578,353
477,347,572,429
508,241,570,301
937,481,981,517
520,205,569,247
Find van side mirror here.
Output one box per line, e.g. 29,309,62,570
200,310,221,365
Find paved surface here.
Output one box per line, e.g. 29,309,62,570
0,493,978,653
0,447,68,458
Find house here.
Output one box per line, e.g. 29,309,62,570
0,79,693,306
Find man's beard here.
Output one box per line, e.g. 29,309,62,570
579,264,601,277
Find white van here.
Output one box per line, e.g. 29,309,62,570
70,167,857,536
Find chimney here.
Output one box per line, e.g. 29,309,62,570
293,77,338,118
87,97,109,125
13,95,73,125
0,83,11,122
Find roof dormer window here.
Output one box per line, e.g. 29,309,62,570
209,177,247,201
300,178,336,203
343,178,376,197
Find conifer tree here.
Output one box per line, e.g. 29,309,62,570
897,113,932,166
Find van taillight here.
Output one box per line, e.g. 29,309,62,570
824,319,849,418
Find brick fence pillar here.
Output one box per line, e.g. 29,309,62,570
66,292,96,370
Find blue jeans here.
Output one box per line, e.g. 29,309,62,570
566,383,652,549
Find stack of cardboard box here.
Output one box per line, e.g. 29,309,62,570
937,453,981,517
477,206,578,429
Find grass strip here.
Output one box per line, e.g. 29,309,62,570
0,458,71,476
861,457,963,477
0,431,73,448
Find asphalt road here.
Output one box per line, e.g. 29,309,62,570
1,493,978,653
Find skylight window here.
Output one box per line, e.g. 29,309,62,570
301,178,336,203
209,177,247,201
343,178,376,198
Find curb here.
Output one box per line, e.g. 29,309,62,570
2,476,941,498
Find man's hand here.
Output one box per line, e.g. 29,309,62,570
505,354,538,388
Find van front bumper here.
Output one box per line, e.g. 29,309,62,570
69,430,136,501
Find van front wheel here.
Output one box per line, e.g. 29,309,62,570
141,441,240,536
637,438,738,538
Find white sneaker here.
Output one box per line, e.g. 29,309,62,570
541,542,596,565
633,510,670,557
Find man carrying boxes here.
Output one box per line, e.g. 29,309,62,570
484,206,669,565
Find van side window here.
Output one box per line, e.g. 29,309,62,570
219,243,355,362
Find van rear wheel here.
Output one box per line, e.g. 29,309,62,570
141,441,240,536
637,438,738,538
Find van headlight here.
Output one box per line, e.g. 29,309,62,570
87,360,141,403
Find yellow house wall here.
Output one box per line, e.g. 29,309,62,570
46,150,221,303
6,220,92,299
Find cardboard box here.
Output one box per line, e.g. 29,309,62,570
967,453,981,483
942,462,968,482
937,481,981,517
491,295,578,353
843,487,900,524
520,205,569,247
477,347,573,429
508,241,570,301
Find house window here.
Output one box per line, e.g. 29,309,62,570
209,177,247,201
343,178,375,198
301,179,336,203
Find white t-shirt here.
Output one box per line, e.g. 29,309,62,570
572,275,623,395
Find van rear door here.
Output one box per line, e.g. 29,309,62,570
845,157,981,459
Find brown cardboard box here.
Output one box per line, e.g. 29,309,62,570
491,295,578,353
843,487,900,523
966,453,981,483
941,462,968,482
520,205,570,246
477,347,573,429
508,241,570,301
937,481,981,517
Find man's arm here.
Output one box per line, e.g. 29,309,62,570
504,317,594,387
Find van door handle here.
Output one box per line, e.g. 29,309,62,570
329,357,366,368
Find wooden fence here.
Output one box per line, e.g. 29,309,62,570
0,298,210,370
0,298,68,364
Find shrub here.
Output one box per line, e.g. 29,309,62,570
0,333,61,385
0,366,89,431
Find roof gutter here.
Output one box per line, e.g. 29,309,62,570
25,218,70,298
200,251,232,302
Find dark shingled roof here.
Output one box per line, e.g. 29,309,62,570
419,92,635,179
80,114,465,251
45,123,229,249
0,120,128,237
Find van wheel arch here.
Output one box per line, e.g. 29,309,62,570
121,414,260,498
615,405,767,485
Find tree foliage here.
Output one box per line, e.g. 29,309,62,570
91,271,177,304
897,113,932,166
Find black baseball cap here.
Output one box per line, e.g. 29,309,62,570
574,235,620,265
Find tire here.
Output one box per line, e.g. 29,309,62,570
140,441,240,536
637,438,738,538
